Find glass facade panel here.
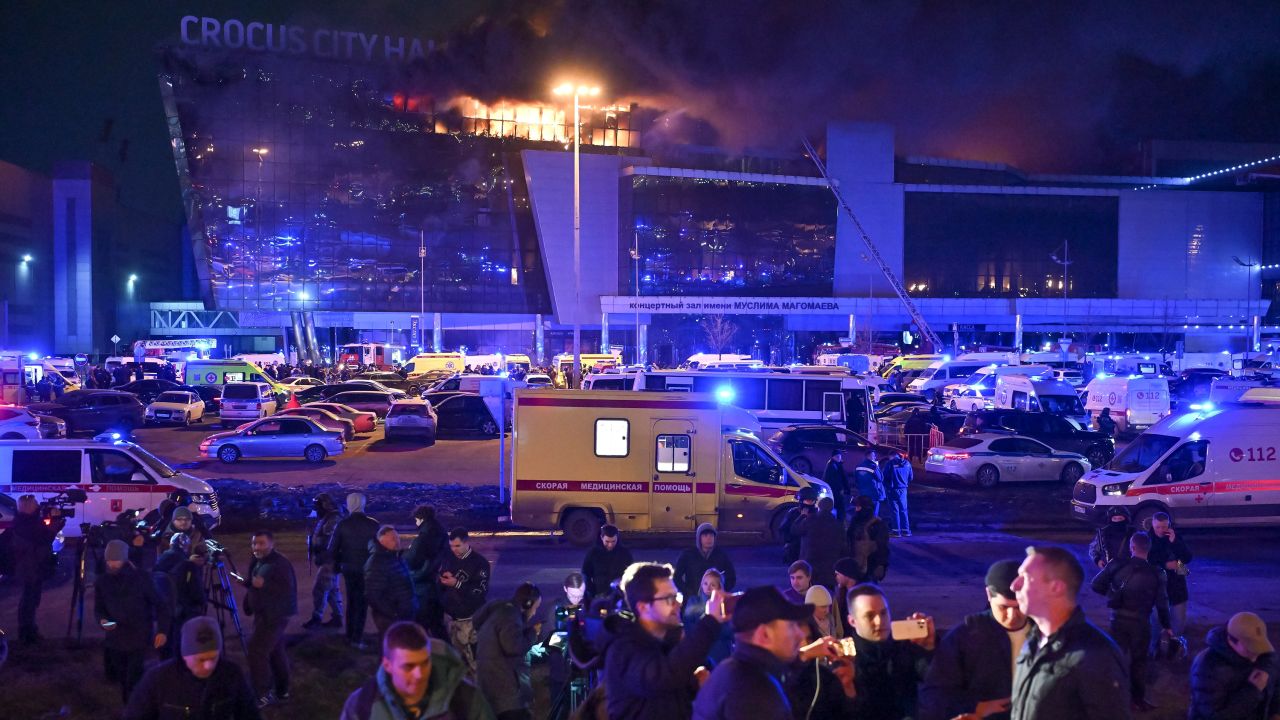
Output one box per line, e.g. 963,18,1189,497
623,176,836,297
903,193,1118,298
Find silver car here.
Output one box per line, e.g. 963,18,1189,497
200,416,345,464
925,432,1091,488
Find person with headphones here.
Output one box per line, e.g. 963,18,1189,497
473,582,543,720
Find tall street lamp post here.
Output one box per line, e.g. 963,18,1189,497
553,82,600,388
1233,256,1260,352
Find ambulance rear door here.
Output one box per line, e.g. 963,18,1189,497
650,419,697,531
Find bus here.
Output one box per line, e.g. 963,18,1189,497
633,369,874,437
338,343,405,370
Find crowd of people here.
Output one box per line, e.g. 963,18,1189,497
4,483,1279,720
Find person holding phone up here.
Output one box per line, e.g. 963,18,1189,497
846,583,936,720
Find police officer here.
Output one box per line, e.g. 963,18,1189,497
854,450,886,516
302,493,345,630
1090,531,1171,712
12,494,65,645
823,449,850,520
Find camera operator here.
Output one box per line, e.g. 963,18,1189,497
168,542,210,657
12,494,66,645
96,539,170,703
604,562,729,720
241,530,297,709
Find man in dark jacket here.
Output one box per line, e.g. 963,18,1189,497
1009,546,1129,720
853,450,886,516
581,524,635,598
11,494,65,644
920,560,1028,720
404,504,448,638
693,586,820,720
885,449,913,536
673,523,737,599
474,583,542,720
241,531,297,708
795,496,844,590
97,539,170,703
604,562,727,720
438,528,491,676
169,542,209,649
302,492,345,630
365,525,418,638
1090,531,1170,710
340,621,494,720
123,616,261,720
846,495,891,583
329,492,381,646
822,449,850,520
1188,612,1278,720
1087,507,1133,569
846,583,935,720
778,487,819,564
1147,512,1192,649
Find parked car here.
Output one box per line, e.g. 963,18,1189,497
281,376,324,387
384,399,437,443
764,424,900,475
218,382,280,427
115,379,183,405
199,416,344,463
178,384,222,413
292,385,331,403
318,382,406,401
406,370,456,395
959,408,1115,468
355,371,410,391
433,394,501,436
326,390,399,418
28,390,146,434
277,406,355,441
524,373,553,388
874,392,928,409
0,405,64,439
925,433,1091,488
145,391,206,426
305,402,377,434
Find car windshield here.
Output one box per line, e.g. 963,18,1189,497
130,445,178,478
1039,394,1084,415
1109,433,1178,473
917,367,937,379
222,385,259,399
156,392,190,404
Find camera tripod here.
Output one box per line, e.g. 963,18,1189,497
65,535,100,646
204,546,249,657
547,662,592,720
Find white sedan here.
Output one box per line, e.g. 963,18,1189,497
925,433,1091,488
282,376,323,387
0,405,64,439
145,391,206,426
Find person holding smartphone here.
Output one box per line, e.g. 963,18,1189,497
845,583,935,720
96,539,170,704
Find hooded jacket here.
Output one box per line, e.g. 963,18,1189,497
365,541,418,622
673,523,736,599
473,599,538,715
1087,520,1132,568
340,641,495,720
1189,626,1279,720
95,562,169,652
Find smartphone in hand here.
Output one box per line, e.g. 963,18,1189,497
890,618,929,641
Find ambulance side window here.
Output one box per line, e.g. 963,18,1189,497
730,440,788,486
1152,440,1209,485
88,450,150,485
656,435,691,473
12,450,81,484
595,419,629,457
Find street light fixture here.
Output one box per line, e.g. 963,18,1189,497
21,254,32,263
552,80,602,388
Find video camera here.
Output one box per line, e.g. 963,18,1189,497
38,488,86,523
204,538,229,562
81,505,148,550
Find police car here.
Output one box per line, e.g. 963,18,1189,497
926,433,1091,488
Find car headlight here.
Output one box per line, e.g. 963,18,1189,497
1101,481,1132,496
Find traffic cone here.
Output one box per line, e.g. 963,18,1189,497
285,392,301,409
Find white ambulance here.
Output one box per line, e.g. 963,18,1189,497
509,389,826,545
1071,390,1280,528
994,374,1088,424
1083,375,1171,435
0,436,220,537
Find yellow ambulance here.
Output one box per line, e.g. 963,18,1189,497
509,389,830,544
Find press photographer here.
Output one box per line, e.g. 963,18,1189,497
12,493,68,646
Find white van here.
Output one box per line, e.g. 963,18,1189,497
994,374,1088,424
1071,398,1280,528
908,356,1010,399
1083,376,1171,434
1208,376,1279,404
0,437,220,537
583,372,639,391
219,382,279,426
943,365,1052,411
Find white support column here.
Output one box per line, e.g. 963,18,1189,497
600,313,609,354
534,314,545,364
432,312,443,352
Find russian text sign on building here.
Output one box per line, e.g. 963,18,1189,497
600,296,861,315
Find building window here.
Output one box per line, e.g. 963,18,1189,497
595,419,629,457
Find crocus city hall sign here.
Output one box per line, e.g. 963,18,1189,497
178,16,433,63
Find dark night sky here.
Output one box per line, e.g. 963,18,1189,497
3,1,1280,222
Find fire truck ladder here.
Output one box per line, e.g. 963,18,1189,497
801,135,944,353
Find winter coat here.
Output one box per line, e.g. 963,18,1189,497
473,600,537,715
328,512,381,573
823,459,849,502
581,542,635,598
919,610,1020,720
122,656,261,720
604,614,723,720
95,562,169,651
309,508,344,566
854,460,886,502
404,518,448,591
1086,522,1132,568
851,633,933,720
886,457,913,489
341,641,495,720
1090,556,1169,626
693,642,793,720
438,548,490,620
10,510,60,579
243,551,297,626
171,558,207,621
1189,626,1279,720
846,511,891,582
364,542,418,622
795,510,845,588
1146,530,1192,605
1009,607,1129,720
778,505,808,564
673,524,737,599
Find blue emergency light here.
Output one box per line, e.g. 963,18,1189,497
715,386,736,403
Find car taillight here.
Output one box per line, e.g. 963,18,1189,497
943,453,971,460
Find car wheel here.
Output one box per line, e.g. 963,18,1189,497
424,433,436,447
949,401,958,410
789,456,813,475
976,464,1000,488
408,384,420,395
1086,446,1111,468
1132,504,1165,532
562,509,603,546
304,444,327,463
1061,462,1085,484
218,445,241,464
768,506,795,542
480,418,499,436
183,414,191,427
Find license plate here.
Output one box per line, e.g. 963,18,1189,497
157,412,170,418
1072,505,1086,514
